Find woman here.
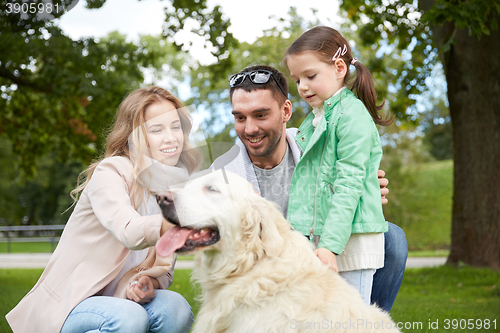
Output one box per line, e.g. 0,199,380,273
6,87,202,333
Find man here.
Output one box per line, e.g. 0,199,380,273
213,65,407,312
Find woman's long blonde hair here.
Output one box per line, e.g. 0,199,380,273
71,86,202,208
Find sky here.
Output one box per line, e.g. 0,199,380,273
57,0,341,64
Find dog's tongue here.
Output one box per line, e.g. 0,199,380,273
156,225,195,257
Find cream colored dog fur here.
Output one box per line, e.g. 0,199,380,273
161,170,401,333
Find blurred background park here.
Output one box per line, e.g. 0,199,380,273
0,0,499,332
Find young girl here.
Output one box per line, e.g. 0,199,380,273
6,87,201,333
284,26,393,305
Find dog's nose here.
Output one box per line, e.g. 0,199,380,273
156,191,175,205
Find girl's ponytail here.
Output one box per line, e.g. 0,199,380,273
350,61,393,126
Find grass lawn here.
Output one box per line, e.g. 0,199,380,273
408,250,450,258
1,266,498,332
0,269,44,332
391,266,499,332
382,160,453,251
0,242,58,253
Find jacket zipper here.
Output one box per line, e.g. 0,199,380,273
311,120,332,243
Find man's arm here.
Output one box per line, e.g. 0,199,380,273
378,169,389,204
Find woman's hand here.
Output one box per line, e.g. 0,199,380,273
160,217,176,236
314,247,339,273
126,275,155,304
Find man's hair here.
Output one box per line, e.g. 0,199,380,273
229,65,288,106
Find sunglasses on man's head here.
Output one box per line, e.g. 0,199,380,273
228,70,287,98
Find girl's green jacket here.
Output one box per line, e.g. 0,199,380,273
287,88,388,255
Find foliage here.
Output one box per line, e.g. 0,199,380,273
0,136,19,221
85,0,106,9
0,133,82,226
186,7,322,142
0,0,193,226
421,0,500,38
0,1,188,177
421,99,453,160
185,5,446,145
339,0,499,119
340,0,438,122
163,0,239,83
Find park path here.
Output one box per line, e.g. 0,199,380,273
0,253,446,269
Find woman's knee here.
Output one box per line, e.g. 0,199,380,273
114,300,150,332
145,290,194,333
62,296,149,333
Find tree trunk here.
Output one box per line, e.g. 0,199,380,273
427,14,500,269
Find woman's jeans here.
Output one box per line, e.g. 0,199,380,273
61,290,193,333
371,222,408,312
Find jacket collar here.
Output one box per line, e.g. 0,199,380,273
212,128,301,194
323,86,348,118
295,88,352,155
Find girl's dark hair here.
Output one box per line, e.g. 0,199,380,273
284,26,393,126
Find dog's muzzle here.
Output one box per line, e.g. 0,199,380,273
156,192,180,225
155,191,220,257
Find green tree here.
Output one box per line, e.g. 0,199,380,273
0,135,82,226
186,8,322,143
1,24,186,175
0,0,188,225
163,0,239,83
422,99,452,161
341,0,500,269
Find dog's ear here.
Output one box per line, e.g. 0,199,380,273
258,199,285,257
242,196,285,258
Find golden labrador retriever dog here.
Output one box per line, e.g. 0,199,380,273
156,170,400,333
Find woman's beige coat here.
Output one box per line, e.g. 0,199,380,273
6,156,175,333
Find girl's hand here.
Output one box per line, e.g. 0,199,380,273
126,275,155,304
314,247,339,273
378,169,389,204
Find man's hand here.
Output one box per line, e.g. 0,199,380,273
314,247,339,273
126,275,155,304
378,169,389,205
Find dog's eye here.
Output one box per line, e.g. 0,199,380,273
206,185,220,193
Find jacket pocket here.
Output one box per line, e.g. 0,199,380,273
40,281,62,303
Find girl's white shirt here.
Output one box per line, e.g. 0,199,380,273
312,86,346,128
